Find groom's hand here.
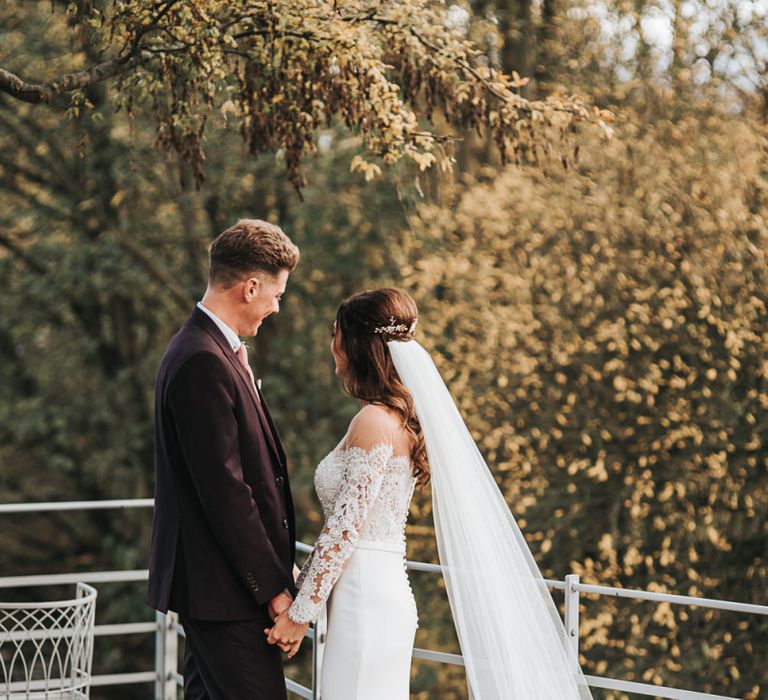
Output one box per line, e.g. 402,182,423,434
268,589,293,621
264,611,310,659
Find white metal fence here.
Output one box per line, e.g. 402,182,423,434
0,499,764,699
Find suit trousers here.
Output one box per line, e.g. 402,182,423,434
180,616,287,700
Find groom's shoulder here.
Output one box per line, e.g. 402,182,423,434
165,319,217,357
159,322,229,382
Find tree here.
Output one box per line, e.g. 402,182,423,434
398,93,768,699
0,0,600,189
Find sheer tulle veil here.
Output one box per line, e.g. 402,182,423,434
388,339,592,699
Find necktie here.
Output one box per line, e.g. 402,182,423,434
236,343,260,401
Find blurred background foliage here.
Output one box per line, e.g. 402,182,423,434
1,0,766,698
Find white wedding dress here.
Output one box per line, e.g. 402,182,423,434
288,340,592,699
287,405,418,699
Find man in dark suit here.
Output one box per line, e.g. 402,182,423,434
148,219,301,699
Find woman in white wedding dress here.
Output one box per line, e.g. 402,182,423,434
265,288,425,699
266,288,592,699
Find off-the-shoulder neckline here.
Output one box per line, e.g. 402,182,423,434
333,443,412,464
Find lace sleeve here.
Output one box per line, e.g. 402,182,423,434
287,442,392,624
295,550,314,590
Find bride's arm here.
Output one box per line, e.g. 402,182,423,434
286,445,391,624
295,551,313,589
287,408,396,625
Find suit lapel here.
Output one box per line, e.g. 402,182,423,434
189,308,283,468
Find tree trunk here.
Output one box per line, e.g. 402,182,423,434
500,0,532,79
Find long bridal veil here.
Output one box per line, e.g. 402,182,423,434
388,340,592,699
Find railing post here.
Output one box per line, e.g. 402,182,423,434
563,574,580,658
155,611,179,700
312,606,327,700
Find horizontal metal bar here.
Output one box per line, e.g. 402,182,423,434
1,679,91,694
413,647,465,666
90,671,157,687
0,628,77,643
0,570,148,589
0,499,154,514
0,621,154,645
169,668,311,699
286,678,313,699
0,592,97,609
385,558,568,590
576,583,768,616
94,622,157,637
409,657,739,699
0,622,154,644
406,560,443,574
584,674,740,699
1,671,157,692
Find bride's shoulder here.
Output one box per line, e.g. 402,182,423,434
344,404,406,452
351,403,401,429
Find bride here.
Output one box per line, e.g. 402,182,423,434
265,288,592,699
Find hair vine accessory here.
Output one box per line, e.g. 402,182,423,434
374,317,418,338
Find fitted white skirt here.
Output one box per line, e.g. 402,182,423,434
320,540,418,700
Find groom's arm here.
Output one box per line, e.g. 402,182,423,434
168,351,293,605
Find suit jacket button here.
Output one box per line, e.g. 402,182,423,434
282,517,289,529
275,475,284,486
253,583,260,592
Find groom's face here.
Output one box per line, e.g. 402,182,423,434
243,269,290,336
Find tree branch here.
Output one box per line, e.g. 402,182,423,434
0,232,47,274
0,99,72,170
0,109,76,192
0,151,78,202
0,53,148,104
116,234,193,312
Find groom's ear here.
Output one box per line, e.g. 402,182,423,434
243,275,261,301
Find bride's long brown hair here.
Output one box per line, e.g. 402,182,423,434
335,288,429,486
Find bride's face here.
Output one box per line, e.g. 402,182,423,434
330,322,348,377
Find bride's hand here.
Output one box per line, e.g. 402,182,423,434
264,610,310,659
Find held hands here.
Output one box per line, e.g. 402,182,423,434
267,590,293,622
264,610,310,659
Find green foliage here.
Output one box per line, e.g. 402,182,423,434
399,106,768,697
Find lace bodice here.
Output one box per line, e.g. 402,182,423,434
288,407,416,624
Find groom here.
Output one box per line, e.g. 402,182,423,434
147,219,300,699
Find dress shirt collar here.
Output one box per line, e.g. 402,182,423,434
196,302,241,352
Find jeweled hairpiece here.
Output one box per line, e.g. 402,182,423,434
374,317,418,338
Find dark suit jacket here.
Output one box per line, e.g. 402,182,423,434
147,307,296,620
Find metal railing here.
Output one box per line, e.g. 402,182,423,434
1,499,765,700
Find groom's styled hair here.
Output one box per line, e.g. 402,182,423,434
209,219,300,288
